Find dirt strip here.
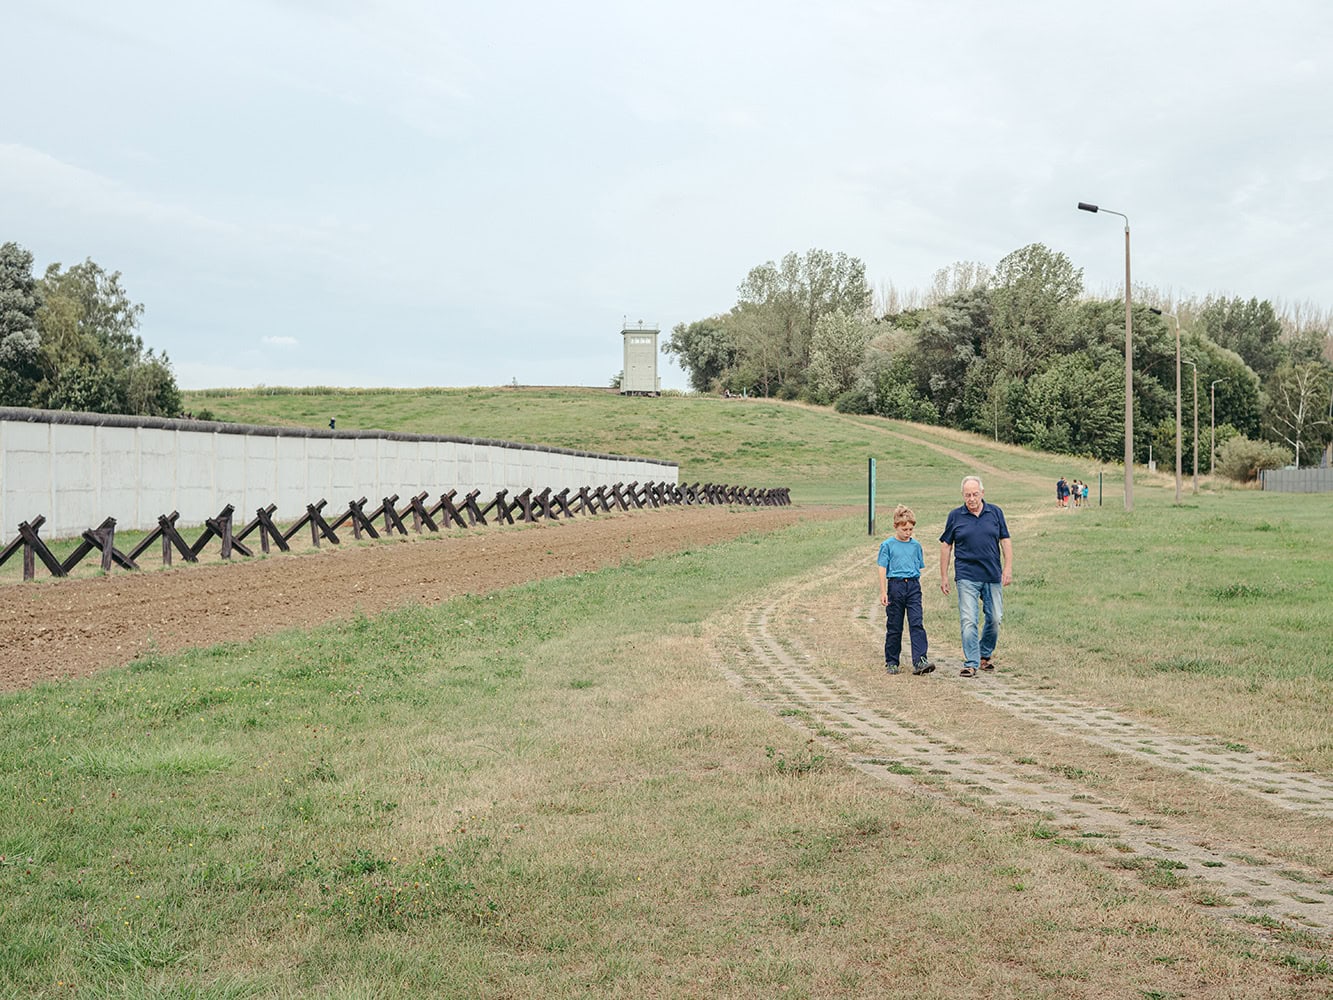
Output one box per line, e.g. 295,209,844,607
0,504,853,692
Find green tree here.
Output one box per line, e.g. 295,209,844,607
734,249,871,395
988,243,1083,380
1264,361,1332,467
663,317,735,392
1012,353,1124,460
1195,296,1284,381
913,288,990,427
34,258,180,416
807,308,871,402
0,241,43,406
855,347,938,423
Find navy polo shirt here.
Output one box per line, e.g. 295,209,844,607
939,503,1009,583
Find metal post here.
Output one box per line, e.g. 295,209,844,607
1124,223,1134,511
1191,365,1198,492
1078,202,1133,511
1150,307,1183,502
1182,359,1199,494
868,457,876,536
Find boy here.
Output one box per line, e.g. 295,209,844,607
876,504,935,676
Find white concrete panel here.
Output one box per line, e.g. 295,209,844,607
243,435,279,517
100,486,142,525
3,448,54,531
454,451,474,491
214,434,248,510
395,441,421,496
50,426,96,492
330,439,359,499
376,442,403,502
4,421,51,453
53,485,97,536
176,434,215,497
354,439,379,500
137,426,177,461
275,437,311,515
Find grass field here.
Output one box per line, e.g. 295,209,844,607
2,387,1330,997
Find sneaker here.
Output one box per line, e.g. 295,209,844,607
885,663,900,675
912,656,936,675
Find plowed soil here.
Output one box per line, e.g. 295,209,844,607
1,505,851,692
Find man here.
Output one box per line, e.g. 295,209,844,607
939,475,1013,678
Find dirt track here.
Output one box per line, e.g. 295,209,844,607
1,505,851,691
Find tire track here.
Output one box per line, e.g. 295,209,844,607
716,558,1333,940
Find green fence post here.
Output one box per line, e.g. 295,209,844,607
868,457,877,536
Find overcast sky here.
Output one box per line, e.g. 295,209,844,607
6,1,1330,392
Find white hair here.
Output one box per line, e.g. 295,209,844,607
961,475,984,492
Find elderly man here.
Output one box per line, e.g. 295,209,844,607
939,475,1013,678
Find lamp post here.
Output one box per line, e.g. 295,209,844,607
1210,378,1228,476
1078,201,1133,511
1182,359,1198,493
1149,307,1182,502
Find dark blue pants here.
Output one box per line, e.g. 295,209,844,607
884,577,928,666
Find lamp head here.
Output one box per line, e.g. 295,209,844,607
1077,202,1099,213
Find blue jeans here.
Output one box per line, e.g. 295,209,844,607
884,577,928,667
956,579,1002,669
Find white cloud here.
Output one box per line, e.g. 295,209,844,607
7,1,1333,393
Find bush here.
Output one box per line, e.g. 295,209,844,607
834,389,871,414
1214,435,1291,482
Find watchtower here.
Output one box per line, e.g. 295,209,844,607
620,322,660,395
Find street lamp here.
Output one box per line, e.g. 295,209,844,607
1210,378,1228,475
1078,201,1133,511
1181,359,1199,493
1149,306,1182,502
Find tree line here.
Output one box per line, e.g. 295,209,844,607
0,241,181,417
666,246,1333,478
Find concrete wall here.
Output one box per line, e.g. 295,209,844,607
0,407,678,538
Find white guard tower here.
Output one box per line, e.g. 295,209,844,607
620,321,660,396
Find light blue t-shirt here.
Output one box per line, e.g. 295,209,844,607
876,536,924,578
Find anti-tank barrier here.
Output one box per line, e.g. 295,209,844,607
0,481,791,582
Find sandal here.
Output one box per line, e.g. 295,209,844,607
980,658,994,671
959,666,977,678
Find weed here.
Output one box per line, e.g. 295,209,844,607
765,743,826,776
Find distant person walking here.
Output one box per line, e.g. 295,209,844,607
876,504,935,676
939,475,1014,678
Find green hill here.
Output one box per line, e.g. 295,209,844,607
183,385,1131,510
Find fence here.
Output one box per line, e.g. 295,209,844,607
1259,466,1333,493
0,481,791,582
0,406,678,538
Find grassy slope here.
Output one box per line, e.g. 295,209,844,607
0,386,1327,996
183,385,1119,505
